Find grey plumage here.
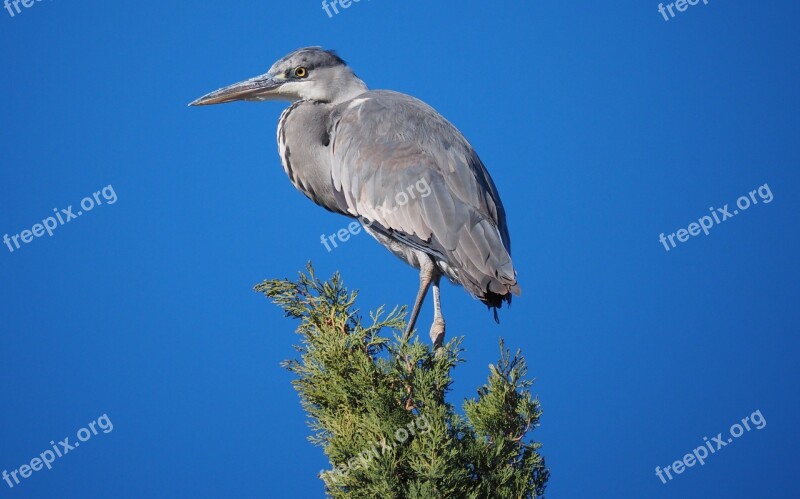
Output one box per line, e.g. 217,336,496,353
191,47,520,347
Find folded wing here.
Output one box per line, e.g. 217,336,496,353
327,91,520,306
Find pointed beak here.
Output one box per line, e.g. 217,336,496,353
189,74,284,106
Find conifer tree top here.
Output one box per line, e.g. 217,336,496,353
255,264,549,498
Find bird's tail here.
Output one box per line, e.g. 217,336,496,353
481,277,520,323
478,261,522,323
452,219,520,321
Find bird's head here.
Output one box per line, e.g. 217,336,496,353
190,47,367,107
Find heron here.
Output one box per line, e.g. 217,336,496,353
190,47,520,348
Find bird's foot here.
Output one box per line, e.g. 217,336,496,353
429,318,446,350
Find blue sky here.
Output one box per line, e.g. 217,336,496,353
1,0,798,497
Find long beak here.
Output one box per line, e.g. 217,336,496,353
189,74,283,106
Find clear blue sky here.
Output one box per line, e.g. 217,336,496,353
1,1,798,497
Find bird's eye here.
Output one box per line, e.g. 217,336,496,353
294,67,308,78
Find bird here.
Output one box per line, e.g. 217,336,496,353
190,47,520,348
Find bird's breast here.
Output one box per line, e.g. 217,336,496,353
276,101,344,214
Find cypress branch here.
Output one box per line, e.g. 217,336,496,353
255,263,549,498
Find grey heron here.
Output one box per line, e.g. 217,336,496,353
190,47,520,348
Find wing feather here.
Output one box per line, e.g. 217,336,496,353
328,90,519,303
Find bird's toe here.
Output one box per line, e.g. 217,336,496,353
429,319,446,350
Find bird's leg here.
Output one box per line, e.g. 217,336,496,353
430,275,445,349
403,257,436,342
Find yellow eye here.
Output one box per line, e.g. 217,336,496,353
294,67,308,78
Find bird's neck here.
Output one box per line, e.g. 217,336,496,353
326,76,369,105
277,101,346,215
338,80,368,104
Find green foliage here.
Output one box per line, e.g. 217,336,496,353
255,264,549,498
